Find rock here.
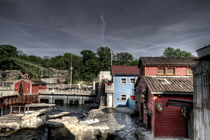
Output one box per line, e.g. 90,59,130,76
46,119,65,128
21,114,46,129
49,112,70,119
0,122,20,130
82,118,99,125
62,116,78,124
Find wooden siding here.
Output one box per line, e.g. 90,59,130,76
32,85,39,94
175,67,188,76
144,66,190,76
15,80,46,95
15,80,31,94
154,96,192,137
145,67,157,76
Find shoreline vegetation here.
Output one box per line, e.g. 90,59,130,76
0,45,194,83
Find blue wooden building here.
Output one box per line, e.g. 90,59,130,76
111,66,139,109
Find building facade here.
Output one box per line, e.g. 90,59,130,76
94,71,112,106
111,66,139,109
0,79,46,107
14,79,46,95
193,45,210,140
13,79,46,104
135,57,195,138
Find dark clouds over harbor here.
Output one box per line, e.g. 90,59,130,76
0,0,210,57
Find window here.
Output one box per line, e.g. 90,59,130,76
187,68,193,75
121,78,126,84
121,95,127,101
204,75,209,87
167,68,175,75
157,67,165,75
130,78,136,84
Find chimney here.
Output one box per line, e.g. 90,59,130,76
24,73,30,79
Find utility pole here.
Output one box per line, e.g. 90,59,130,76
110,51,113,67
69,54,73,87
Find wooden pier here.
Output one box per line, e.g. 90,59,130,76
0,103,55,136
10,103,55,115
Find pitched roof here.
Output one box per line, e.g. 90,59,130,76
31,79,46,85
111,65,139,75
24,79,46,85
139,57,195,67
196,45,210,60
144,76,193,95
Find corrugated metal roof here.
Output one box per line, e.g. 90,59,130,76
111,65,139,75
139,57,195,67
144,76,193,94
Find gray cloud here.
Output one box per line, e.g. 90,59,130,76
0,0,210,58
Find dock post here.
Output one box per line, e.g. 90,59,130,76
0,107,3,116
9,105,12,116
82,96,84,106
19,106,21,114
24,107,26,114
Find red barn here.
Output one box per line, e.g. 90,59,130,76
135,57,195,138
14,79,46,95
13,79,46,104
0,79,46,107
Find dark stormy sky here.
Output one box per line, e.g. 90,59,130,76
0,0,210,58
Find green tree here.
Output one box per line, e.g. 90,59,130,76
163,47,193,58
113,52,134,65
0,45,19,70
128,59,139,65
71,55,82,82
27,55,43,65
96,46,111,71
81,50,96,62
80,50,99,81
0,45,18,59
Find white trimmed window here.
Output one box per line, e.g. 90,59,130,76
130,78,136,84
157,67,165,75
121,78,126,84
167,67,175,75
121,95,127,101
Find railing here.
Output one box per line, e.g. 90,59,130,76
0,87,14,91
39,89,92,95
0,91,18,98
46,84,70,89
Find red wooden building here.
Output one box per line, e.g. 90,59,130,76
0,79,46,107
14,79,46,95
13,79,46,105
135,57,195,138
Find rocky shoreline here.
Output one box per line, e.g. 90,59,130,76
0,105,149,140
46,107,129,140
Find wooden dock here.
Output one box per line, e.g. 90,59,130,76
10,103,55,114
0,103,55,136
